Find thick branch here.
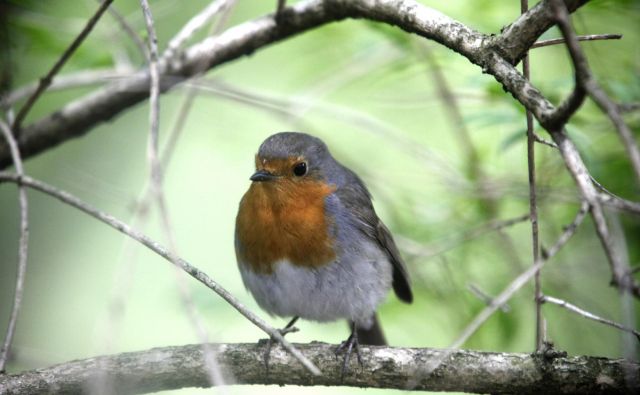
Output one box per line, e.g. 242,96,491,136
494,0,587,64
0,0,587,168
0,343,637,395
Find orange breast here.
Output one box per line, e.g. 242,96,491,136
236,179,337,274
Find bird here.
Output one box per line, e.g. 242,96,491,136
234,132,412,375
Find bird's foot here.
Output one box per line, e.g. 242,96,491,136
335,331,363,381
275,0,286,24
263,316,299,374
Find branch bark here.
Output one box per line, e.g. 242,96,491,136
0,343,637,395
0,0,587,168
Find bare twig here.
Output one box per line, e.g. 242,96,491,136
3,69,134,107
398,214,530,260
550,0,640,184
102,0,148,60
521,0,543,351
12,0,114,132
419,43,482,186
163,0,232,61
541,295,640,340
619,102,640,113
139,0,161,188
532,33,622,48
467,284,510,313
541,201,589,259
0,120,29,373
0,172,321,376
533,132,558,148
139,2,237,388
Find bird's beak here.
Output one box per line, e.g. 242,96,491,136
250,169,277,182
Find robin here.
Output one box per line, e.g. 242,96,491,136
235,132,412,374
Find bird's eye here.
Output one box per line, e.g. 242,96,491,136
293,162,307,177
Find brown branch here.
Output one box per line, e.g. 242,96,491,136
11,0,114,132
1,343,637,394
532,33,622,48
494,0,588,65
0,120,28,373
521,0,543,351
0,172,321,375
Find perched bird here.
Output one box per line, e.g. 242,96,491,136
235,132,412,373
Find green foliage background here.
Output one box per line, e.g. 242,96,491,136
1,0,639,394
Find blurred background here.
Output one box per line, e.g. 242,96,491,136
0,0,639,394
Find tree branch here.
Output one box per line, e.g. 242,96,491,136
0,0,588,169
0,343,637,395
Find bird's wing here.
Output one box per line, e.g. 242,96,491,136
334,173,413,304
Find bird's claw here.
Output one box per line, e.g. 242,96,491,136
335,332,363,380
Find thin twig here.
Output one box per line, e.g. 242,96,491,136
0,172,321,375
163,0,232,61
532,33,622,49
139,0,161,189
521,0,543,352
551,1,640,184
102,0,148,60
533,132,558,148
597,192,640,216
139,1,230,388
541,295,640,340
540,201,589,259
398,214,530,260
3,69,134,107
532,115,640,216
0,120,29,373
97,4,239,380
618,102,640,113
467,284,510,313
12,0,114,132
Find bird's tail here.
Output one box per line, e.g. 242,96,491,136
351,313,387,346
